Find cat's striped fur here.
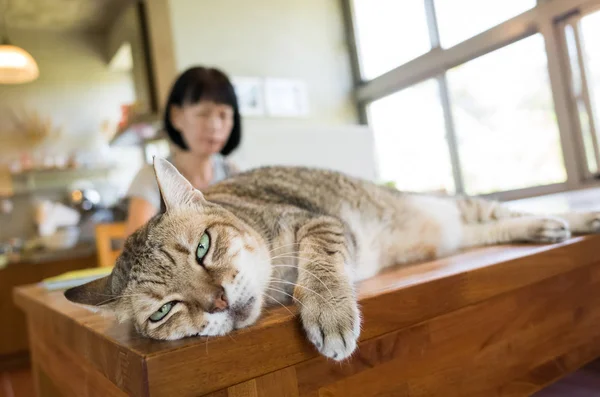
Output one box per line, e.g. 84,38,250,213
65,158,600,361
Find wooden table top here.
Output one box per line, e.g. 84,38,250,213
13,188,600,396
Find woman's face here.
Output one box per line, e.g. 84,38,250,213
171,101,234,156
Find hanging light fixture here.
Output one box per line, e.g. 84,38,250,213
0,0,39,84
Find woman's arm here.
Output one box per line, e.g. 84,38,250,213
125,197,158,237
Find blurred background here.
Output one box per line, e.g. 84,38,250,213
1,0,600,379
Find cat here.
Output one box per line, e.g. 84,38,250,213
65,158,600,361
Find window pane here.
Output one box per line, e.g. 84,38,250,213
352,0,430,80
435,0,536,48
565,25,583,98
447,35,567,195
580,11,600,173
576,101,599,174
565,24,598,174
368,80,455,193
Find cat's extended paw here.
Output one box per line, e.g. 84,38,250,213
301,298,361,361
526,217,571,243
579,212,600,234
557,212,600,234
592,218,600,233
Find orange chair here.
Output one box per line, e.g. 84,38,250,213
95,222,126,268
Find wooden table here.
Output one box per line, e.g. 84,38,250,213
1,247,96,371
14,190,600,397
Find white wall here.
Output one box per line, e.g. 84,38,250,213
230,121,378,180
0,29,136,139
167,0,358,125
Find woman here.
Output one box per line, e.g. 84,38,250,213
125,66,241,236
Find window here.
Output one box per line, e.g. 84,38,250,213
565,23,599,175
561,9,600,177
368,80,455,193
350,0,600,199
434,0,536,48
447,35,567,194
352,0,430,80
580,11,600,119
578,11,600,174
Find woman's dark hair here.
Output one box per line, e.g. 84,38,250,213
164,66,241,156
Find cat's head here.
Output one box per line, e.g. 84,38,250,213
64,158,271,340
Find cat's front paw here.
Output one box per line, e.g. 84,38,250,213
526,217,571,243
301,297,361,361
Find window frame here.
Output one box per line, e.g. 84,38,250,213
557,4,600,179
345,0,600,200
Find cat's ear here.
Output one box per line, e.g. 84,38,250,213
64,276,118,308
153,157,206,211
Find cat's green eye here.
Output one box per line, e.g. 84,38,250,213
196,232,211,264
149,302,175,322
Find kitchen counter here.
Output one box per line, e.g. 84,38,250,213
7,242,96,266
12,188,600,396
1,244,97,371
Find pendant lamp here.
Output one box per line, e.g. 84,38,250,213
0,0,39,84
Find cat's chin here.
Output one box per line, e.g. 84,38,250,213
232,296,263,330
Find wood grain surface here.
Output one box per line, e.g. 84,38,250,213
1,253,95,370
14,235,600,396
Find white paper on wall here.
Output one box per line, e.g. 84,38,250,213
232,77,266,117
264,78,309,117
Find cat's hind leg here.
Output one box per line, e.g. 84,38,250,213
457,196,600,232
556,212,600,234
455,197,572,247
456,197,529,224
455,196,600,244
461,216,571,248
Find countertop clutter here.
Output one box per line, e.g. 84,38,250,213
4,242,96,267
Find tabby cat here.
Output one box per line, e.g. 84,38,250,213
65,158,600,361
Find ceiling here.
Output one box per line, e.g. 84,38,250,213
3,0,132,33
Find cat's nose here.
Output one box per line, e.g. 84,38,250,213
209,287,229,313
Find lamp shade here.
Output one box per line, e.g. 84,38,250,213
0,44,39,84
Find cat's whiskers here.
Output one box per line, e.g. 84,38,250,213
89,292,147,298
267,277,329,304
270,254,343,276
94,295,125,306
270,258,339,283
261,292,295,316
225,332,237,343
269,252,340,269
269,263,334,297
264,287,309,311
96,298,117,306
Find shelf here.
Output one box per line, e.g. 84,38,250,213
10,167,114,195
110,113,162,146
